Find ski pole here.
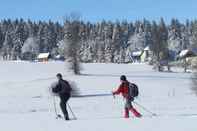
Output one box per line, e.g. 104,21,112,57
68,103,77,120
53,96,62,119
53,96,58,115
133,101,157,116
111,91,115,99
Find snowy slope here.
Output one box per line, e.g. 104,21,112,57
0,61,197,131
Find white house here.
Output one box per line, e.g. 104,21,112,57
131,46,152,63
37,53,50,62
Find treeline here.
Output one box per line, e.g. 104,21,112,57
0,18,197,63
0,19,64,60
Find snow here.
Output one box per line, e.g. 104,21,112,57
0,61,197,131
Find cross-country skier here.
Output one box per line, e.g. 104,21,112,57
112,75,142,118
52,73,72,120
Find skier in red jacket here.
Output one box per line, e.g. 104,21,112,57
113,75,142,118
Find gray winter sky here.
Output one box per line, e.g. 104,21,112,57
0,0,196,23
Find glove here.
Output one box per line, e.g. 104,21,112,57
112,91,116,98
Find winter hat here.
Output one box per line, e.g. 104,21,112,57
56,73,62,78
120,75,127,81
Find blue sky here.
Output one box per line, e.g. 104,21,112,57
0,0,197,23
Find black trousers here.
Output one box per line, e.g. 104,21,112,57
59,93,70,120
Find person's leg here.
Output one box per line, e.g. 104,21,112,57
60,94,70,120
125,98,142,118
124,99,132,118
124,108,129,118
64,94,70,120
129,102,142,118
60,101,69,120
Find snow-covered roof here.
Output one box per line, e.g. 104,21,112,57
179,49,196,58
144,46,150,51
132,51,143,57
37,53,50,59
179,50,189,57
55,55,65,59
55,55,61,59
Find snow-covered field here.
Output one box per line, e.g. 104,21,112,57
0,61,197,131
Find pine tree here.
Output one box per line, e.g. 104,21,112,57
1,32,13,60
0,28,4,49
11,20,27,60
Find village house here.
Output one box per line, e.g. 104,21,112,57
37,53,51,62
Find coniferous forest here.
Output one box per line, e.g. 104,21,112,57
0,18,197,63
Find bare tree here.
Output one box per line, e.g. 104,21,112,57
151,19,168,72
64,13,81,75
21,37,39,60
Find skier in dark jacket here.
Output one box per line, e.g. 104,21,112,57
113,75,142,118
52,73,72,120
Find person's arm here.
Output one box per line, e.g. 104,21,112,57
113,85,123,95
52,83,61,93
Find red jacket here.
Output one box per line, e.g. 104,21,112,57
113,81,129,99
